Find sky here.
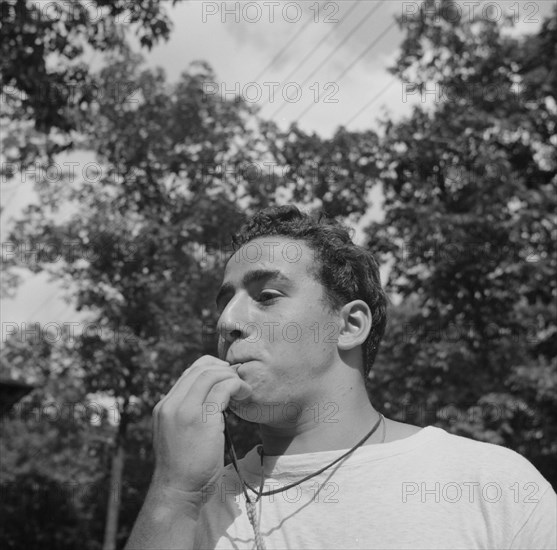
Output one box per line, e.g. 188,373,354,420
1,0,554,344
145,0,413,137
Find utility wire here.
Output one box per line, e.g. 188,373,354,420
261,0,361,106
0,188,19,217
333,19,396,84
343,76,397,128
250,13,315,83
27,293,58,322
294,18,397,122
294,0,385,92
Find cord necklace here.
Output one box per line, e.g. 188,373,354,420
223,412,386,550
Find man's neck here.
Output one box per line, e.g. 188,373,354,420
258,387,382,456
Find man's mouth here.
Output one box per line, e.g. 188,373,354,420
229,359,256,375
231,360,249,367
227,355,254,365
229,362,242,373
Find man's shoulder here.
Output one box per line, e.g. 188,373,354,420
428,425,531,461
421,426,549,484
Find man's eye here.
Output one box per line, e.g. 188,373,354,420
258,291,280,302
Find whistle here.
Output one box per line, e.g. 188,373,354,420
230,363,242,373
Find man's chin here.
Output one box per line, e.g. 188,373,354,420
228,399,295,426
227,399,266,424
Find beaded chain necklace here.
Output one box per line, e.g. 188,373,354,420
223,412,386,550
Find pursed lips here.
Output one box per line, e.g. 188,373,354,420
227,357,254,365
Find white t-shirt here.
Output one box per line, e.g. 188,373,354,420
194,426,557,549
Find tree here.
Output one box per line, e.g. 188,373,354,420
0,0,181,134
0,330,112,550
3,48,291,547
4,3,556,547
366,0,556,484
0,0,184,221
268,123,383,218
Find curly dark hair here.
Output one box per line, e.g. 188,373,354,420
231,205,387,376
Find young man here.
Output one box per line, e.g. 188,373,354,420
126,205,556,549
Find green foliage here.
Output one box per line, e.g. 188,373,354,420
273,124,382,217
6,51,286,409
2,49,287,547
0,331,111,549
367,0,557,484
2,2,556,548
0,0,180,133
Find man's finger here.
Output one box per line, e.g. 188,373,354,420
163,357,233,400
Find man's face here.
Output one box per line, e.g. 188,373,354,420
216,236,342,424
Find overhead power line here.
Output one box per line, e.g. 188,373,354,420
27,293,58,322
343,77,398,128
0,188,19,218
261,0,361,105
250,12,315,84
294,0,386,91
332,19,396,84
294,18,397,123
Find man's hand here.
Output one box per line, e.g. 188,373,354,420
151,355,252,499
125,355,252,549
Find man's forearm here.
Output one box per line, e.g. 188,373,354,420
125,484,202,550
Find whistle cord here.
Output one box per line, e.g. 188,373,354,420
223,412,385,550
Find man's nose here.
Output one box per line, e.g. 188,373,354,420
217,293,249,343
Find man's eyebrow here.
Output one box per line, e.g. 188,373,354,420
215,269,292,308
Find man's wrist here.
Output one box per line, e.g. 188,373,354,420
146,481,204,521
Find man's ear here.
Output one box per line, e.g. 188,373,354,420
337,300,372,351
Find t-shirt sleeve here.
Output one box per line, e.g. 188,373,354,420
510,484,557,549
